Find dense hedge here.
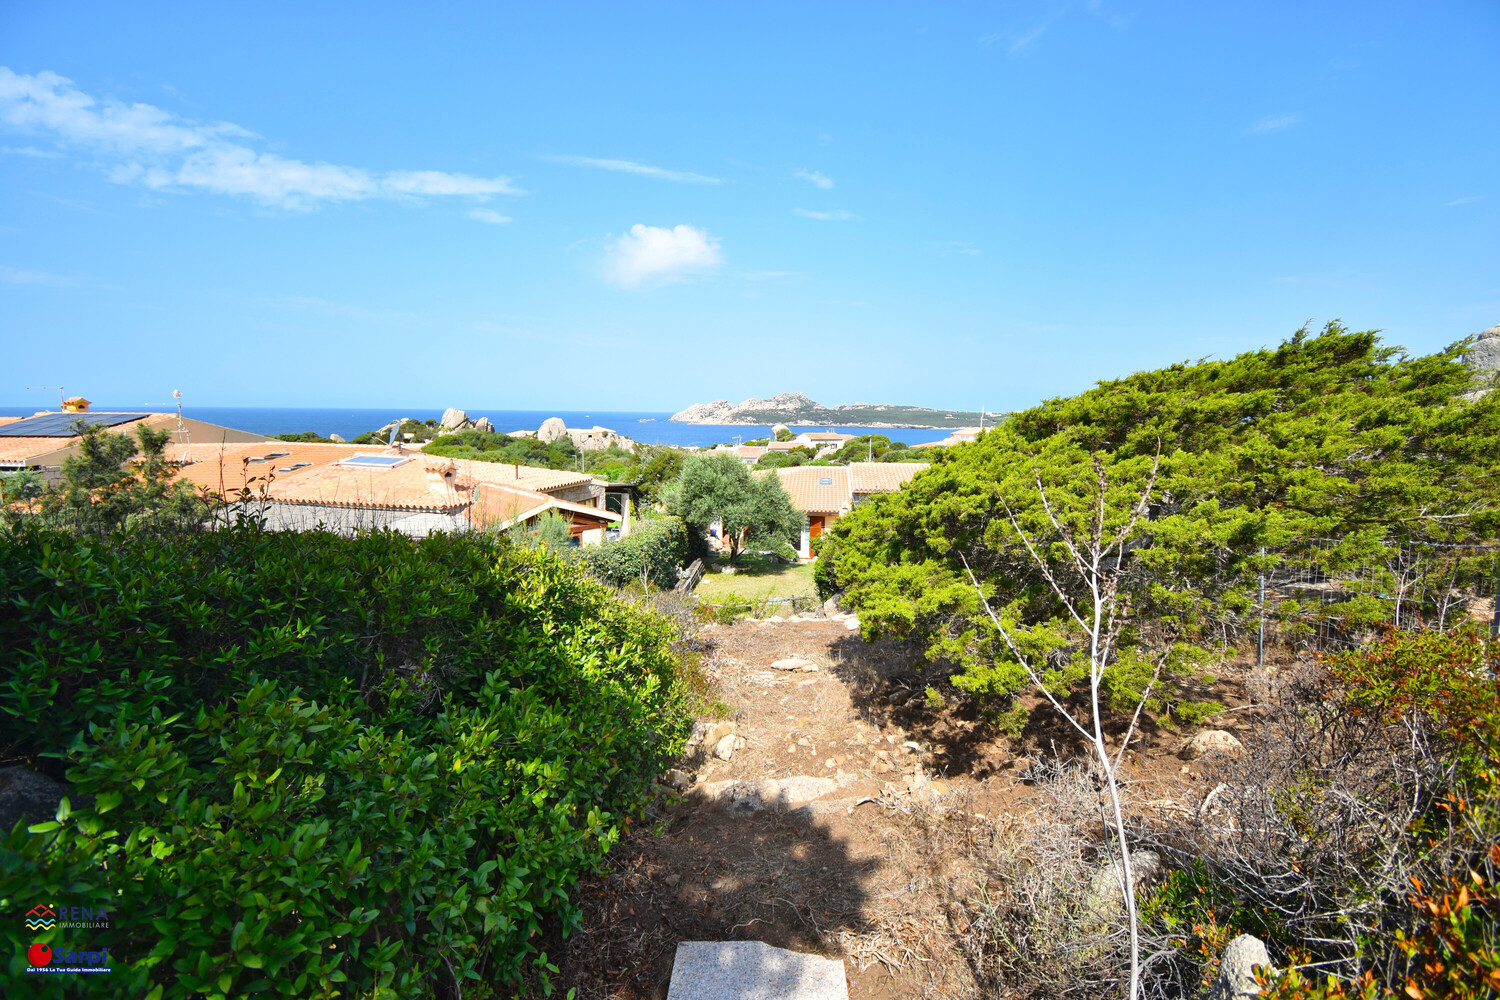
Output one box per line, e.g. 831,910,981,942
583,515,688,589
0,526,689,998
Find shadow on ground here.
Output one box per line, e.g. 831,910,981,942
556,793,878,1000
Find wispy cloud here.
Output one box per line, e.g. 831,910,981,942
1,144,60,158
942,241,982,256
604,223,722,289
543,154,722,184
469,208,513,225
0,264,77,285
794,168,834,190
1446,196,1481,207
992,23,1050,53
794,207,859,221
0,67,522,209
1245,113,1302,135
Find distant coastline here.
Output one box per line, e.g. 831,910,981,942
0,405,958,450
670,392,988,428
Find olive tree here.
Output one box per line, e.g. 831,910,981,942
664,453,802,562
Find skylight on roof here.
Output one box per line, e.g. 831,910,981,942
247,452,291,463
337,455,412,470
277,463,312,473
819,477,834,486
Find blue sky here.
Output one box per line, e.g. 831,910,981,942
1,2,1496,412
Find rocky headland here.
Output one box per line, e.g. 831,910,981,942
670,392,987,428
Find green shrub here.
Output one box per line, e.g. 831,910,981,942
583,516,688,589
0,526,689,997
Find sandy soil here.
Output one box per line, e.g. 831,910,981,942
553,611,1256,999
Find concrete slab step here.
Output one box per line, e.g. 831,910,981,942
666,940,848,1000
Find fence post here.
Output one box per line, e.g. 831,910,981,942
1257,546,1266,669
1491,552,1500,638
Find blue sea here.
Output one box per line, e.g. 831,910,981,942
0,405,957,449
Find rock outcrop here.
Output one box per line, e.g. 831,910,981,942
0,767,68,835
1187,730,1245,760
670,394,986,428
1208,934,1274,1000
1464,325,1500,399
440,407,468,430
1465,324,1500,372
537,416,568,444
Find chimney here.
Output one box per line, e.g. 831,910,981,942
62,397,91,413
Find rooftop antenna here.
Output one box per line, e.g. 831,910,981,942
388,420,401,454
28,386,64,409
172,389,190,455
979,406,986,432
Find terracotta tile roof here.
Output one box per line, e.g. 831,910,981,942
774,466,851,514
445,457,593,494
736,446,768,460
767,441,802,452
0,436,76,463
473,482,621,530
848,462,928,494
800,431,855,442
170,442,596,512
0,412,163,465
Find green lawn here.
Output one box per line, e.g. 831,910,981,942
693,553,818,603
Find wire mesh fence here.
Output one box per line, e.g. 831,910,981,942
1258,538,1500,658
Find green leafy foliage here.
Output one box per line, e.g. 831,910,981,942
665,453,803,563
584,515,688,589
3,421,209,537
424,428,588,470
818,324,1500,719
0,526,689,998
273,431,336,443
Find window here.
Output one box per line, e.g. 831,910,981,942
247,451,291,463
276,463,311,473
818,476,833,486
336,455,413,470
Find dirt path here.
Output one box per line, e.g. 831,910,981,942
555,609,1254,999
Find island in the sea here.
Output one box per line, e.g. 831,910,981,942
670,392,989,428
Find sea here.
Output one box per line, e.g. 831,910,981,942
0,405,958,449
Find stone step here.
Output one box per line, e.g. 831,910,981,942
666,941,848,1000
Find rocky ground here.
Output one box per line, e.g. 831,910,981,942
553,607,1256,999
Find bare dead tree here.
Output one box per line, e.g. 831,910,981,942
962,451,1162,1000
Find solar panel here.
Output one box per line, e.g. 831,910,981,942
336,455,411,469
0,412,152,437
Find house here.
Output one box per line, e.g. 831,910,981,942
912,427,983,450
0,407,265,474
793,430,857,452
774,461,928,558
168,441,618,542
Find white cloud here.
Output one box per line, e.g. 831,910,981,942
469,208,513,225
0,67,521,209
544,154,722,184
1245,113,1302,135
605,224,722,289
943,241,982,256
795,168,834,189
1446,196,1480,207
2,144,60,157
794,208,859,221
